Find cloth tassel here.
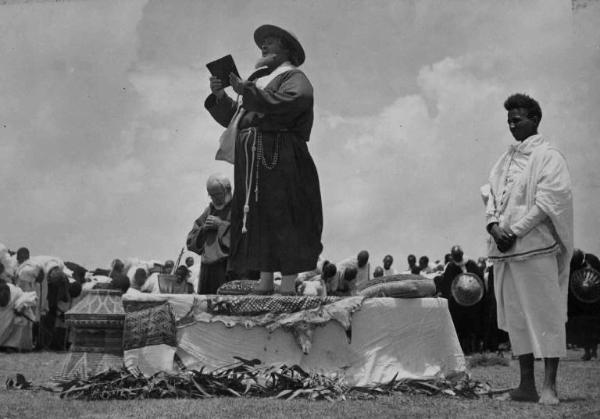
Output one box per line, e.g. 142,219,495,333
242,205,249,233
242,130,257,234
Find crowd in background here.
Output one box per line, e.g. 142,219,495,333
0,241,597,361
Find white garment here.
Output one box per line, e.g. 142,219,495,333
300,275,327,297
254,62,296,89
187,264,200,293
16,255,64,320
485,134,573,358
383,267,396,276
297,256,327,282
141,273,161,294
337,257,370,292
494,254,568,357
0,284,36,350
484,134,573,263
0,243,18,277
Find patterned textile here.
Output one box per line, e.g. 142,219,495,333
123,303,177,351
54,351,123,382
207,295,340,316
216,279,257,295
65,289,125,328
70,328,123,354
189,296,366,354
193,296,364,332
122,300,166,313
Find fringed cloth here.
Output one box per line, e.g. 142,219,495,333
122,292,365,354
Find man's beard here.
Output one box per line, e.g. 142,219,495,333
255,53,279,69
212,194,232,210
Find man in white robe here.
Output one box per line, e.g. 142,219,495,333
0,282,37,351
482,93,573,405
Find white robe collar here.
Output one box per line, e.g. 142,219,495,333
255,61,297,89
509,134,545,155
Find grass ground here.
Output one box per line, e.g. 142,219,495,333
1,349,599,418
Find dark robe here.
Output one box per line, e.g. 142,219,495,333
205,69,323,275
187,201,232,294
436,260,485,354
40,271,70,350
481,266,509,351
567,252,600,351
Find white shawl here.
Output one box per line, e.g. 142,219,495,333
483,135,573,268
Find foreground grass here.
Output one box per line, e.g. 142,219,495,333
1,350,599,418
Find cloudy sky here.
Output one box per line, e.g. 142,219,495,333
1,0,599,270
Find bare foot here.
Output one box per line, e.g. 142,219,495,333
496,387,539,402
539,388,560,405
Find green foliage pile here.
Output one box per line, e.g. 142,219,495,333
43,358,497,401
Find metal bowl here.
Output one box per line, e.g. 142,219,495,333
451,272,484,307
570,267,600,304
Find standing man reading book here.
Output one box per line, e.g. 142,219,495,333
204,24,323,295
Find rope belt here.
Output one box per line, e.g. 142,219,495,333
239,128,281,234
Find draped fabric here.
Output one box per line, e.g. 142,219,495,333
485,134,574,265
494,254,568,357
484,134,574,358
0,284,36,350
121,292,466,385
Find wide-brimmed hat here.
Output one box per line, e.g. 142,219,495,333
451,272,484,307
254,24,305,66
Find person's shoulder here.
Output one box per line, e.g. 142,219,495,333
278,68,311,85
536,137,566,160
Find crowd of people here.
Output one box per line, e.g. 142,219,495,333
2,237,596,365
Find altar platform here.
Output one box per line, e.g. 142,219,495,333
119,293,466,386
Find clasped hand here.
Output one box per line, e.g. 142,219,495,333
204,215,223,230
489,224,517,253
